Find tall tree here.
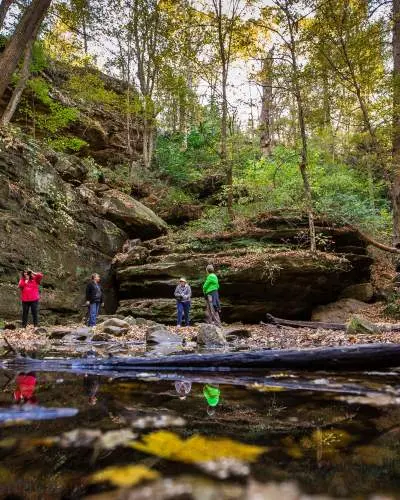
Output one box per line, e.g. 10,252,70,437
258,1,316,251
0,0,52,102
209,0,250,219
393,0,400,244
259,46,275,156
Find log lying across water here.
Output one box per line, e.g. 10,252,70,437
3,343,400,373
263,313,400,332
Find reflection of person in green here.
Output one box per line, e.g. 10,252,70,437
203,384,220,416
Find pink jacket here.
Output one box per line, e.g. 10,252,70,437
18,273,43,302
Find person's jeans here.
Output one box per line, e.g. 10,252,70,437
177,301,191,326
22,300,39,327
88,302,101,326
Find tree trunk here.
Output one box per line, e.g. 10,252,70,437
260,47,274,156
0,0,51,102
0,0,13,30
221,67,233,219
288,17,316,252
142,119,154,169
7,343,400,372
393,0,400,245
264,313,400,332
0,37,34,126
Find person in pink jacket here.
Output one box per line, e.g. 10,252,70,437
18,269,43,328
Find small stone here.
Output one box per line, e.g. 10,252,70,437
146,324,167,334
92,333,112,341
146,328,182,345
197,323,226,347
103,325,128,336
346,315,381,335
124,316,137,325
102,318,130,329
224,327,251,339
135,317,148,326
34,327,48,335
49,329,72,340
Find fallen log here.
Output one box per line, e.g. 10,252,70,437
263,313,400,332
3,343,400,373
263,313,345,330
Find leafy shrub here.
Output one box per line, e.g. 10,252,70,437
26,77,80,134
46,136,88,152
67,73,120,108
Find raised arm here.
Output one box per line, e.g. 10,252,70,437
33,272,43,284
18,278,26,289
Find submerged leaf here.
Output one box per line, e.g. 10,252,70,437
129,431,267,464
90,464,159,487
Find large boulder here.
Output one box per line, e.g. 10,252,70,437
346,315,381,335
197,323,226,347
98,189,168,238
339,283,374,302
312,298,367,323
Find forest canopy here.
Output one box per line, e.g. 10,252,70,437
0,0,399,250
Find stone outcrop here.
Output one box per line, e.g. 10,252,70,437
114,215,373,323
311,298,367,323
0,132,167,322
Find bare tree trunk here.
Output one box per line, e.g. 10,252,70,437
1,38,34,126
393,0,400,245
0,0,51,102
286,6,316,252
0,0,13,31
142,118,154,169
260,47,274,156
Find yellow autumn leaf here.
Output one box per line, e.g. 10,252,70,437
90,465,159,487
249,383,286,392
129,431,266,463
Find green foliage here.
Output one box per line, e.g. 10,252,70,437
25,77,80,135
383,294,400,320
233,145,390,235
67,73,120,108
46,136,88,153
154,121,220,185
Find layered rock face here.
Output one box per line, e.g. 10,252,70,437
0,133,167,322
115,215,373,323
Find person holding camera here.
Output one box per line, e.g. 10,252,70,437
174,277,192,327
18,269,44,328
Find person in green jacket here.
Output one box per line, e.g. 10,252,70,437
202,264,222,326
203,383,221,416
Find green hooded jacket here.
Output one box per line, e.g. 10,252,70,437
202,273,219,295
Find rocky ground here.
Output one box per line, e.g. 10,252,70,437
1,301,400,356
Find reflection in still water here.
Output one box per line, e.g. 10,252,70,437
14,372,37,405
0,370,399,499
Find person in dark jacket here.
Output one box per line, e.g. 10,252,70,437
86,273,104,326
174,278,192,327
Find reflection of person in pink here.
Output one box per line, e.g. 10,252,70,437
18,269,43,327
14,372,38,405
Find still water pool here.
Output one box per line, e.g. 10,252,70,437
0,367,399,499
